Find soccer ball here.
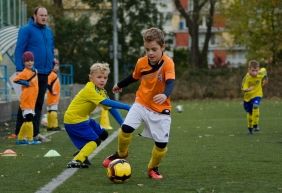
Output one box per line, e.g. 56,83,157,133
175,105,183,113
107,159,132,183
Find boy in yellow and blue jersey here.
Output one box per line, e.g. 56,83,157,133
64,62,130,168
241,60,268,134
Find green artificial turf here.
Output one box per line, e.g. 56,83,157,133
1,99,282,193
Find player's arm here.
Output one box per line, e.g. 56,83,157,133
262,76,268,86
100,98,131,111
241,77,253,92
112,74,138,93
109,108,124,126
153,79,175,104
14,79,30,87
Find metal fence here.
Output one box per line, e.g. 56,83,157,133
59,64,74,97
0,65,8,101
0,0,27,28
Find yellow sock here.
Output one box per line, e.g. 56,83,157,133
50,111,58,128
252,107,260,126
118,129,132,157
25,121,34,141
73,141,97,163
18,122,27,140
247,113,252,128
148,145,167,169
47,112,52,128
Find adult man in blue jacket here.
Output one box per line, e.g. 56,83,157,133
14,6,55,142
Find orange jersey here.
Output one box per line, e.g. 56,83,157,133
13,68,38,110
46,70,60,106
132,53,175,113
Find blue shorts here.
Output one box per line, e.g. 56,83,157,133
64,119,105,149
243,97,261,113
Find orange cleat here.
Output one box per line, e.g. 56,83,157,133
148,167,163,180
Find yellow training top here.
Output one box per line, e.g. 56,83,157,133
241,68,267,102
64,82,107,124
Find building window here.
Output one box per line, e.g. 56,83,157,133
179,19,186,30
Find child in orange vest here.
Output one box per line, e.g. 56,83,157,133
13,51,41,144
46,63,61,131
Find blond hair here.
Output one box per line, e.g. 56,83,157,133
142,27,165,47
90,62,110,75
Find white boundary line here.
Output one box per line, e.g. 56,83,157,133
35,129,118,193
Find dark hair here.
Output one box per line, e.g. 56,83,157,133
248,60,260,68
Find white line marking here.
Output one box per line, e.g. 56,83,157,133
35,129,118,193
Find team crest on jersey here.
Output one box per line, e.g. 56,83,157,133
157,73,162,81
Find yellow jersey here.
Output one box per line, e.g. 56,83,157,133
64,82,108,124
242,68,267,102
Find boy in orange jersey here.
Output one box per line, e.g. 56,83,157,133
103,27,175,179
46,63,61,131
13,51,41,144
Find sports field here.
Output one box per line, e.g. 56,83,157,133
1,99,282,193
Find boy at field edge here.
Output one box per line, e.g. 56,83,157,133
13,51,40,145
46,63,61,131
103,27,175,179
64,62,130,168
241,60,268,134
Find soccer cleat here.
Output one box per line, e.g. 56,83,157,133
148,167,163,179
27,140,42,145
16,139,28,145
148,167,163,180
83,157,92,165
73,151,92,165
47,127,61,132
248,128,253,135
254,126,260,132
34,134,51,142
67,160,89,168
102,152,128,168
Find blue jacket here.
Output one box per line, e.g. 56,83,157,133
15,17,55,75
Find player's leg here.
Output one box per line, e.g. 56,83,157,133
102,103,143,168
252,97,261,131
147,142,167,179
243,101,253,134
102,125,134,168
15,107,24,136
65,121,101,168
146,111,171,179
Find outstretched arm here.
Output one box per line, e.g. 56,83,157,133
112,74,138,93
100,98,131,111
109,108,124,126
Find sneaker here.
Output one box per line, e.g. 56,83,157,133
47,127,61,132
254,127,260,132
102,152,128,168
16,139,28,145
34,134,51,142
148,167,163,179
67,160,89,168
28,140,41,145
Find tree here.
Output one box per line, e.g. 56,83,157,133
174,0,218,69
82,0,165,76
222,0,282,66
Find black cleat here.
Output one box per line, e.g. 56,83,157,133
67,160,89,168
